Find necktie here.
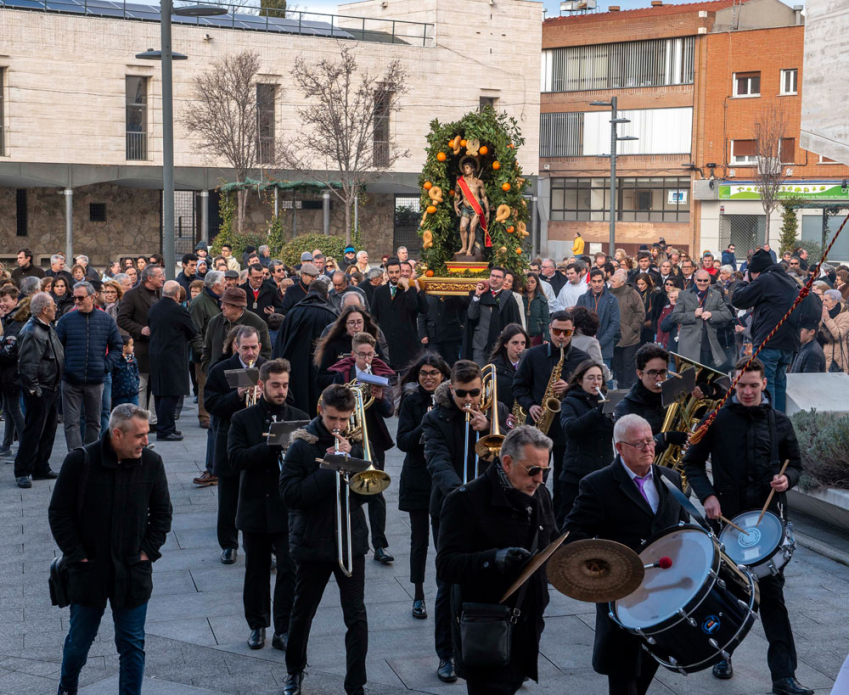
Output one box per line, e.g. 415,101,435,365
390,285,396,299
634,474,652,505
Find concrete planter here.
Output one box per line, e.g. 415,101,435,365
788,487,849,532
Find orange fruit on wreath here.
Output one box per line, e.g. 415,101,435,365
508,143,515,149
460,139,467,147
425,270,434,277
506,225,515,233
436,152,447,162
492,161,501,170
449,189,455,196
423,181,433,190
479,146,489,155
502,182,512,191
516,247,523,254
426,205,437,214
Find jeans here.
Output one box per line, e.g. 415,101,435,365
1,388,25,450
59,601,148,695
758,348,793,413
62,382,104,451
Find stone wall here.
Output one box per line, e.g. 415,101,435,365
0,183,161,268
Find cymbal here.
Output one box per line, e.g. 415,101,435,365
547,539,645,603
500,532,569,603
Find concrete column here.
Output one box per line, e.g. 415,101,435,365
63,188,73,261
200,190,209,243
322,190,331,236
274,187,279,218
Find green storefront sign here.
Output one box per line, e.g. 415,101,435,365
718,182,849,201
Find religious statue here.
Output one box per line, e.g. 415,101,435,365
453,158,490,258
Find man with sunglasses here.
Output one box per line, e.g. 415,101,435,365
423,359,510,684
513,310,589,528
436,426,557,695
564,413,687,695
669,269,733,370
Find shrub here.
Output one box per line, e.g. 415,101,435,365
790,409,849,492
279,233,345,268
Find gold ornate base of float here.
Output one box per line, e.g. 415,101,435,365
421,261,489,296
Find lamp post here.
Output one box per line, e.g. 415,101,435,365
590,97,638,256
137,2,225,279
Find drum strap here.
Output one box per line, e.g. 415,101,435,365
767,409,787,522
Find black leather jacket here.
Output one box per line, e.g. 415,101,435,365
17,316,64,394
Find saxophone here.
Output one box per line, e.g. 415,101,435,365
536,346,565,436
511,400,527,427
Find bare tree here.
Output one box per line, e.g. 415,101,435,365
753,103,791,237
182,50,280,232
281,46,409,244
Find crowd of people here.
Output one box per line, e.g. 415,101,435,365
0,236,830,695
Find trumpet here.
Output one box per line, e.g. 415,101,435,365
475,364,505,462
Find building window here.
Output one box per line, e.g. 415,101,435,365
479,96,498,112
550,178,610,222
780,138,795,164
731,139,758,165
733,72,761,98
540,112,583,157
780,68,798,95
373,89,391,168
125,76,148,161
619,177,690,222
256,83,276,165
541,36,694,93
16,189,27,237
89,203,107,222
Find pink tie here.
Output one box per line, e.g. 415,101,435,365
634,475,651,504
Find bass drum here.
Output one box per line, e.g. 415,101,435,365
719,510,795,579
611,524,759,674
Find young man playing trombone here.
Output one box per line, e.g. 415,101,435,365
279,384,369,695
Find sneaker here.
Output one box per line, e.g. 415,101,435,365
193,471,218,487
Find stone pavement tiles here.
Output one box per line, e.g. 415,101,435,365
0,400,845,694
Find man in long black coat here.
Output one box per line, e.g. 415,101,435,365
436,426,556,695
564,413,687,695
273,282,337,415
370,259,428,373
205,325,266,565
228,358,308,651
464,266,521,365
148,281,198,441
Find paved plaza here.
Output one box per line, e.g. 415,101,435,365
0,401,847,694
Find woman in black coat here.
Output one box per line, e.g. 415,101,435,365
559,359,614,523
396,352,450,619
488,323,529,412
313,305,386,390
636,273,664,345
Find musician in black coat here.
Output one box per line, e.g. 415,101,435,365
418,294,468,367
279,385,368,695
370,261,427,372
204,326,266,564
436,426,557,694
559,360,614,521
512,311,589,528
396,353,450,620
488,323,529,411
228,359,308,651
682,358,811,695
564,413,687,695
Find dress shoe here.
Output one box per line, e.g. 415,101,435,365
220,548,238,564
16,476,31,489
713,658,733,679
193,471,218,487
772,677,814,695
412,599,427,619
32,470,58,481
282,672,304,695
373,547,394,564
173,430,182,436
271,632,288,651
247,627,265,649
437,658,457,683
157,433,183,442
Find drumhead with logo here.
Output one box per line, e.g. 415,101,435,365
719,510,783,567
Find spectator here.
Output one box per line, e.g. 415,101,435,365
40,276,54,294
631,252,661,288
11,247,45,287
555,261,587,310
539,258,566,296
20,276,41,298
732,249,800,412
118,265,165,419
701,252,718,278
502,271,527,331
190,270,224,431
656,286,680,350
670,270,733,369
51,277,75,318
224,269,239,289
220,243,241,272
680,258,696,290
113,273,133,295
576,268,619,372
125,266,138,287
74,255,101,282
0,287,27,458
609,270,645,389
176,253,199,294
101,280,123,329
361,267,384,306
14,292,64,488
46,253,75,289
202,287,271,375
329,270,368,312
241,263,284,322
257,244,271,268
572,231,585,256
763,243,777,263
312,252,326,275
523,273,550,346
722,244,737,271
56,281,123,450
820,289,849,374
355,250,372,273
280,263,319,315
342,245,358,269
791,324,826,373
371,259,428,374
635,273,663,345
112,337,141,406
570,306,613,383
49,404,172,695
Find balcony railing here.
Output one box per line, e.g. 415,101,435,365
0,0,435,46
126,131,148,161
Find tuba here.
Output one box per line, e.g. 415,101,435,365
536,346,565,436
475,364,505,462
655,353,729,490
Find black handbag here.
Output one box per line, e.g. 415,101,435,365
459,530,539,669
48,449,90,608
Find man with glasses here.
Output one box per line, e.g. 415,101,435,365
240,263,284,323
669,269,733,370
722,244,738,271
539,258,566,297
513,310,589,527
564,413,687,695
436,425,557,694
680,258,696,290
329,270,368,312
327,332,396,565
57,281,124,451
465,266,521,366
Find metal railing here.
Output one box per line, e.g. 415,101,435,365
126,131,148,161
0,0,435,47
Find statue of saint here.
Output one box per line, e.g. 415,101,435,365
453,158,490,258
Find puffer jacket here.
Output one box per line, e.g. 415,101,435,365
56,309,123,386
17,316,64,394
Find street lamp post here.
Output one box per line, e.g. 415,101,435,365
590,97,638,256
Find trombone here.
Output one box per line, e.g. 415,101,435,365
348,385,391,495
475,363,505,463
330,430,354,577
462,403,475,484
